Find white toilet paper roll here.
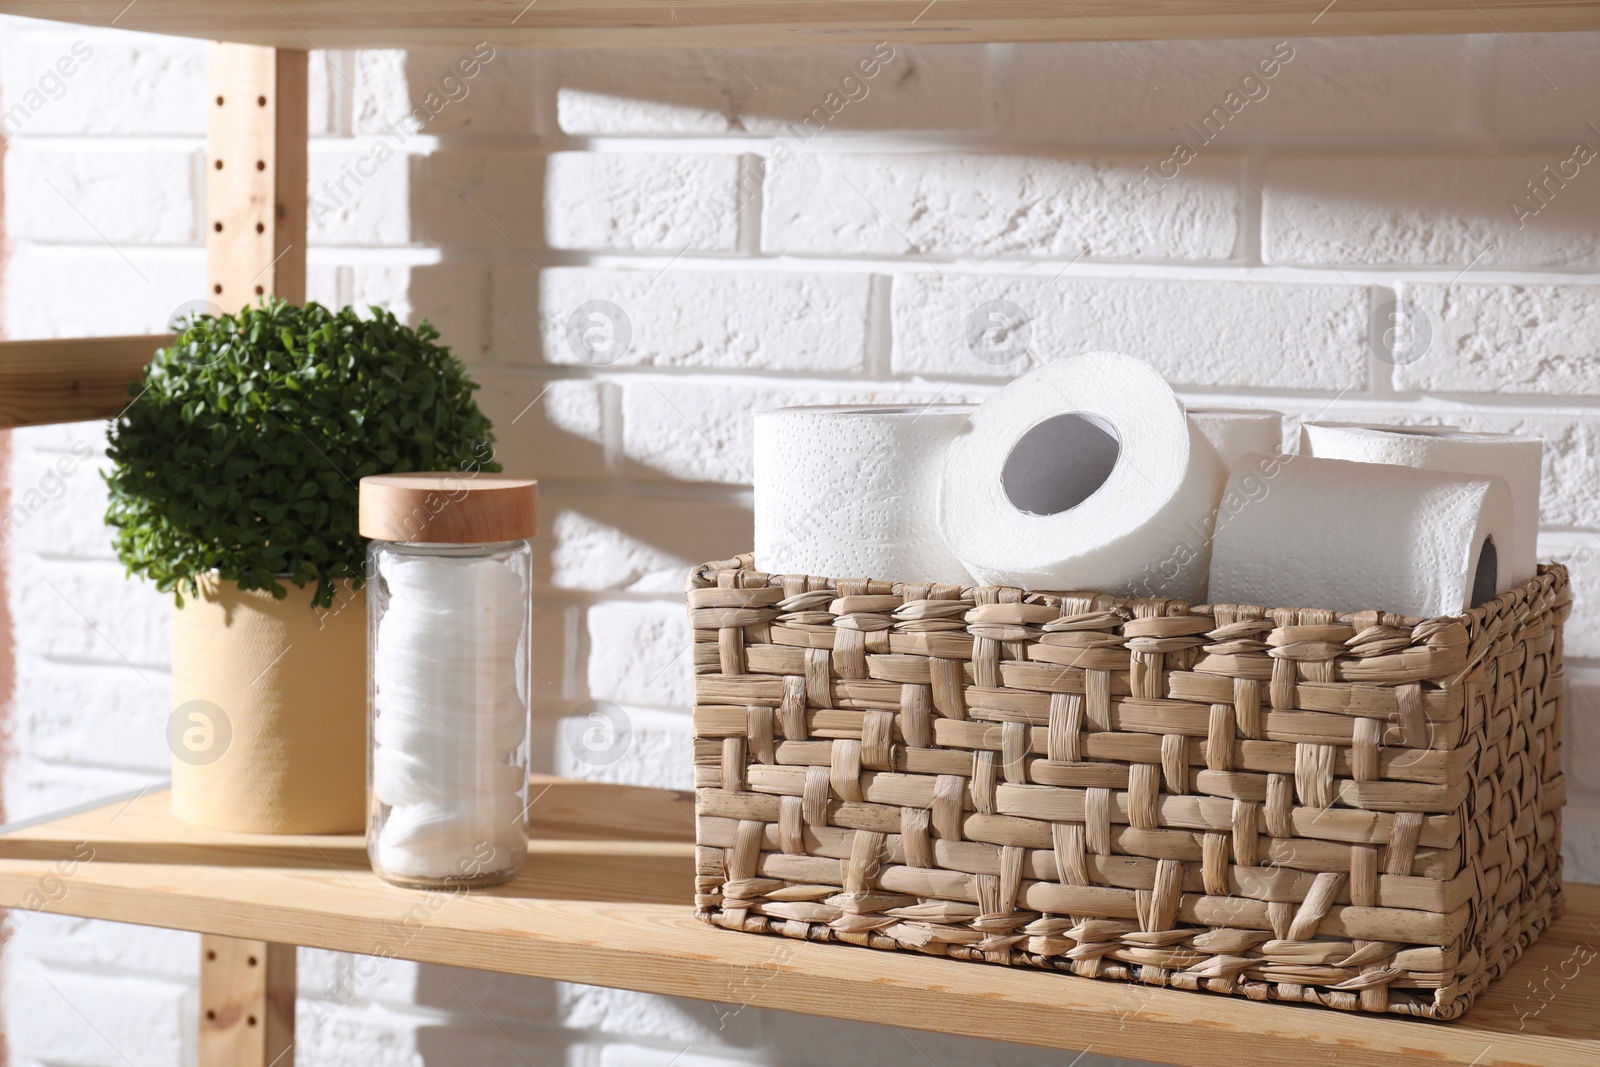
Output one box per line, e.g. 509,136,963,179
939,353,1227,600
754,405,975,584
1207,452,1515,617
1188,408,1284,468
1299,422,1543,587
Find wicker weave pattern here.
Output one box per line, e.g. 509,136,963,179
689,554,1570,1020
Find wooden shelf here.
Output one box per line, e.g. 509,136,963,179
0,776,1594,1067
0,0,1596,48
0,335,169,430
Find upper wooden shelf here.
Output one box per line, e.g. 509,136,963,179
1,776,1596,1067
0,0,1597,48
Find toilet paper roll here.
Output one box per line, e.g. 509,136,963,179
1188,408,1284,468
754,405,976,584
939,353,1227,600
1207,452,1515,618
1299,422,1543,587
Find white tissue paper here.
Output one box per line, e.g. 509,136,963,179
1207,452,1515,617
1188,408,1284,467
939,353,1226,600
1299,422,1543,588
754,405,975,584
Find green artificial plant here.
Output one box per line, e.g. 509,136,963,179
105,299,500,608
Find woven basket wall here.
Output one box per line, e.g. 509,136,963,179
689,554,1569,1020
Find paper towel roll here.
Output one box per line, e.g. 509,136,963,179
1207,452,1514,617
939,353,1227,600
1299,422,1543,587
754,405,975,584
1188,408,1284,468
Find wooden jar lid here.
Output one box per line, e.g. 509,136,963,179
359,473,537,544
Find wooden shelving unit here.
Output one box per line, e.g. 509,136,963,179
1,4,1597,1065
0,0,1597,48
0,777,1594,1067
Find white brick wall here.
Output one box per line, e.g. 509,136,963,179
2,16,1598,1067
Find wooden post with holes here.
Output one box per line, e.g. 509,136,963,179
206,44,307,309
200,39,309,1067
200,938,296,1066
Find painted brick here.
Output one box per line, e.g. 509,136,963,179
586,600,694,710
530,595,583,703
5,440,115,560
416,150,543,248
8,418,111,456
763,152,1241,261
308,143,413,245
545,153,741,252
354,47,538,137
492,265,872,372
7,914,196,981
304,955,559,1024
5,962,186,1067
557,44,986,135
300,947,346,998
410,261,490,357
561,984,759,1046
598,1044,765,1067
474,373,611,481
1564,668,1600,793
351,50,410,133
308,262,488,355
2,246,205,336
1539,532,1600,658
5,145,199,244
1562,791,1600,885
1,759,163,826
295,1002,573,1067
535,492,752,593
11,559,171,667
892,273,1367,389
551,703,694,790
620,379,979,486
761,1008,1153,1067
307,48,348,137
1450,410,1600,530
1261,155,1600,268
1011,36,1467,139
1491,33,1600,138
0,29,204,136
1391,283,1600,396
15,659,171,770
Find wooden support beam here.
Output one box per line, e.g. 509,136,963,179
0,335,173,429
206,44,307,309
200,41,309,1067
0,0,1597,49
200,937,295,1067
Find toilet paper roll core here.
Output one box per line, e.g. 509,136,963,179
1001,412,1122,516
940,352,1226,600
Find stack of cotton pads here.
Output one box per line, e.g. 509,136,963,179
371,554,529,881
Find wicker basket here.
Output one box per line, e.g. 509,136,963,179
689,554,1569,1020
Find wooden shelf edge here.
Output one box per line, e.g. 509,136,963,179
0,335,169,430
0,1,1596,48
0,779,1593,1067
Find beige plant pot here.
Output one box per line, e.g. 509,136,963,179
170,573,366,833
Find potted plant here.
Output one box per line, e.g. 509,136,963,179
105,299,499,833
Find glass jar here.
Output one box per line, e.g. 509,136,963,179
359,474,538,889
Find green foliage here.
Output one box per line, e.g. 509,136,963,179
105,299,500,608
